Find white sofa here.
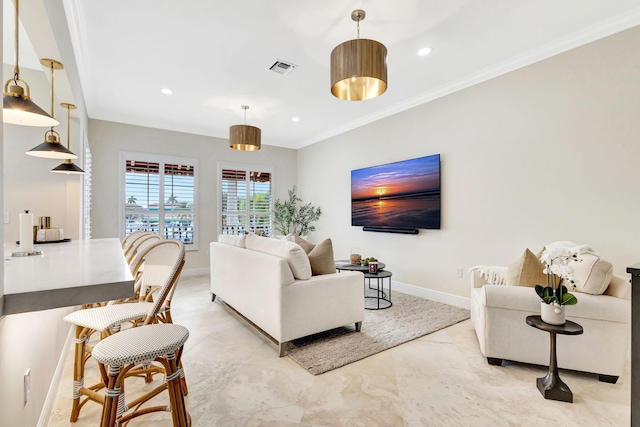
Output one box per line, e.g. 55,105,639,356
470,270,631,383
210,234,364,356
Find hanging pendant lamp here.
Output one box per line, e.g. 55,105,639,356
3,0,58,127
229,105,261,151
330,9,387,101
26,59,77,160
51,103,85,174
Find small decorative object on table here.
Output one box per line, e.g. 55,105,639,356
368,261,379,274
535,247,581,325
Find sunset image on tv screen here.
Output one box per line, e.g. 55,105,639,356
351,154,441,229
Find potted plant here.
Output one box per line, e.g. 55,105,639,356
535,247,581,325
273,185,322,237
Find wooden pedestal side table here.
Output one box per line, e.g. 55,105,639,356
526,315,583,403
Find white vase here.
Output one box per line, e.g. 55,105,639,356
540,302,566,325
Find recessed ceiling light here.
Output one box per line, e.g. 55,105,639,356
292,117,300,122
417,47,432,56
161,88,173,95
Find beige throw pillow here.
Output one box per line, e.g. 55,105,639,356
294,235,315,254
570,254,613,295
507,248,548,288
307,239,336,276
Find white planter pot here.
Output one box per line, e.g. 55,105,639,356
540,302,566,325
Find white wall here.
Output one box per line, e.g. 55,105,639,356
88,119,298,271
298,25,640,298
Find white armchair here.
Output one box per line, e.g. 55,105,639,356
470,269,631,383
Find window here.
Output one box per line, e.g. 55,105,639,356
120,152,198,249
219,163,273,237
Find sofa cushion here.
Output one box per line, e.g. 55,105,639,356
218,234,246,248
245,234,311,280
507,248,547,288
571,254,613,295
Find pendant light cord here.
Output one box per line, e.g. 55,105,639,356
13,0,20,83
49,61,55,119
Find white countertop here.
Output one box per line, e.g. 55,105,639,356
2,238,134,315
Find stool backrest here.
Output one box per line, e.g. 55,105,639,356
134,240,185,324
126,233,160,264
121,229,144,250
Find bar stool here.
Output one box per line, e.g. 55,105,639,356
92,323,190,427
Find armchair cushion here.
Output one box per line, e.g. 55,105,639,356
571,253,613,295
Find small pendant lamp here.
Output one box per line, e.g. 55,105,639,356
26,59,77,160
330,9,388,101
3,0,58,127
51,103,85,174
229,105,261,151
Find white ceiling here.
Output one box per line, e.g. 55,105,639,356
6,0,640,149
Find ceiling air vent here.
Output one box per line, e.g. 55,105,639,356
269,59,296,75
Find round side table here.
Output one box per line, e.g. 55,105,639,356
526,315,583,403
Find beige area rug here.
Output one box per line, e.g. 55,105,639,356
286,290,470,375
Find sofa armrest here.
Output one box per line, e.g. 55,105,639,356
470,269,489,289
604,274,631,300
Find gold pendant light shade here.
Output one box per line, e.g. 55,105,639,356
330,38,387,101
229,105,261,151
229,124,261,151
330,9,388,101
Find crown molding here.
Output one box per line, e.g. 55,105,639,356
299,6,640,149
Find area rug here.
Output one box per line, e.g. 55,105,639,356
286,290,470,375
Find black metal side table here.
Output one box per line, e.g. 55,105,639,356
526,315,583,403
335,260,392,310
364,270,393,310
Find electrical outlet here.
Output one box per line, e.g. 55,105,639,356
24,368,31,404
456,267,463,278
3,212,8,224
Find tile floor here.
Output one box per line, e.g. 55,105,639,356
48,275,631,426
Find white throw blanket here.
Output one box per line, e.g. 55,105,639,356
469,265,508,285
545,241,600,257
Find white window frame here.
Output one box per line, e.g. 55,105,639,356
217,162,275,237
119,151,199,251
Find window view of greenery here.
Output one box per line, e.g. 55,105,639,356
221,169,272,236
125,160,195,244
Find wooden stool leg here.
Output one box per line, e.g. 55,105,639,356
99,365,121,427
70,326,89,422
163,350,190,426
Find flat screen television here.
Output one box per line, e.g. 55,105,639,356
351,154,441,230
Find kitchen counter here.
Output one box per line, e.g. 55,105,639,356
1,238,134,316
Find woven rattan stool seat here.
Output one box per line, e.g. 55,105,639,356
64,302,154,330
93,324,189,367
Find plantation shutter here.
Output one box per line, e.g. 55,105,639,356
220,166,273,236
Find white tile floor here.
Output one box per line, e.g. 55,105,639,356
48,275,631,426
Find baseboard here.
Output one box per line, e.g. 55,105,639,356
393,280,470,310
182,267,210,277
38,324,74,427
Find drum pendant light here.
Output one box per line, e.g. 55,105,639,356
3,0,58,127
51,103,85,174
330,9,387,101
229,105,261,151
26,59,77,160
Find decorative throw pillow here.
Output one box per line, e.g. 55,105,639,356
307,239,336,275
506,248,548,287
245,233,311,280
294,235,315,254
570,254,613,295
218,234,246,248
